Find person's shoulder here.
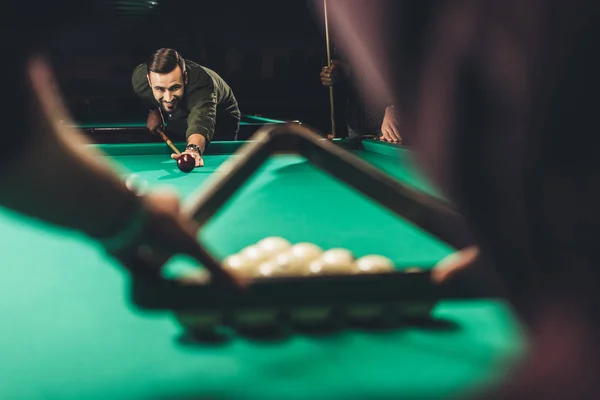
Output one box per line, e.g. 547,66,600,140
185,60,228,87
131,63,148,93
185,60,211,86
132,63,146,79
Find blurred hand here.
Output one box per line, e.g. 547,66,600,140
379,106,402,143
171,150,204,167
111,190,244,287
431,246,480,284
320,63,341,87
147,108,164,135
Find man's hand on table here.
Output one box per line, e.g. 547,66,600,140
379,106,402,143
171,149,204,167
170,134,206,168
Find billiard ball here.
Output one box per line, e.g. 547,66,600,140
240,245,272,267
353,255,395,274
257,251,301,277
316,248,355,274
256,236,292,258
308,258,349,275
307,258,326,275
177,153,195,173
290,242,323,262
222,254,255,278
322,248,354,265
256,260,282,278
177,268,211,285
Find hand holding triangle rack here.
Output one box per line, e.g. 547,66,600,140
130,123,474,313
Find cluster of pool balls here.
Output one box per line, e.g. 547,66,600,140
174,237,434,338
222,236,396,279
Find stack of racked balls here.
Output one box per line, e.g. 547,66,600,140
222,237,398,327
222,237,395,279
173,237,431,335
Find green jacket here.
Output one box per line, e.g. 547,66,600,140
132,60,241,141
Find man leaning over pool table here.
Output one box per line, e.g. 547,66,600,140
132,48,242,168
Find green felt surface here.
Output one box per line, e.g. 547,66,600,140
0,140,526,399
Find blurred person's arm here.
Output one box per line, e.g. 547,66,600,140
0,57,142,241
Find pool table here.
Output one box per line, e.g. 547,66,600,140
0,137,526,399
72,114,298,143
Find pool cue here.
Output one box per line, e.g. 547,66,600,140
157,128,181,155
324,0,336,140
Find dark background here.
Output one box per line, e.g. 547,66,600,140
47,0,339,134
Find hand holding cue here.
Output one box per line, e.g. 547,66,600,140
324,0,336,140
157,128,181,155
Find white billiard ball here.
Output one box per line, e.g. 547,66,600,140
178,268,211,285
240,245,270,267
256,260,282,278
307,258,326,275
322,248,354,265
256,236,292,258
309,255,351,276
354,255,395,274
222,254,255,278
317,248,355,274
290,242,323,262
270,251,306,276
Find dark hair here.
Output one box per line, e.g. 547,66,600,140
146,48,186,75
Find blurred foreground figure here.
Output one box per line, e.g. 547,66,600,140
316,0,600,397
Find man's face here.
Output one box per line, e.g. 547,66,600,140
147,67,186,113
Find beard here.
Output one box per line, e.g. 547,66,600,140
161,97,180,113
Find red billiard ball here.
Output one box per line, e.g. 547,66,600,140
177,154,195,173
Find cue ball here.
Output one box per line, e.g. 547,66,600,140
177,154,195,173
354,255,395,274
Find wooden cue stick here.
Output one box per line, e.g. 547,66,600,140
324,0,336,139
157,128,181,155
